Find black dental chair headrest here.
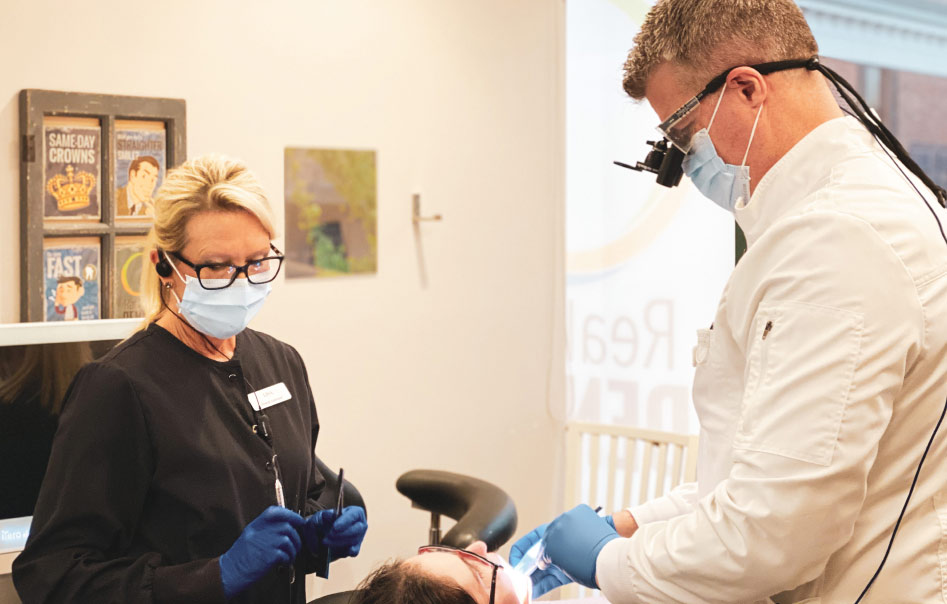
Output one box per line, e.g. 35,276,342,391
396,469,517,551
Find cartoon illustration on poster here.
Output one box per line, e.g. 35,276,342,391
284,148,377,278
44,120,101,220
44,238,100,321
115,121,166,219
113,237,147,318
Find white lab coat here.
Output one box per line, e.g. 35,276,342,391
596,116,947,604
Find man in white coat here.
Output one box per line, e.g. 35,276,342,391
512,1,947,602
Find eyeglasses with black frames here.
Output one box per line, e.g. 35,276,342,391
417,545,499,604
169,243,285,290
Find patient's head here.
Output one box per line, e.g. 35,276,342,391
351,541,530,604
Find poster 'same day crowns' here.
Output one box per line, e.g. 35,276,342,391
47,165,96,212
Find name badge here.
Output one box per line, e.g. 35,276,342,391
248,382,292,411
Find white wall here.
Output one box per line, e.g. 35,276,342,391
0,0,566,598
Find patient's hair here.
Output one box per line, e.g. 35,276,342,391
349,559,478,604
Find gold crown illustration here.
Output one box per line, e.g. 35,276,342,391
47,165,96,212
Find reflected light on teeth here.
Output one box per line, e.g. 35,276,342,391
500,558,532,604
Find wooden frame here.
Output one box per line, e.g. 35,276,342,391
19,89,186,322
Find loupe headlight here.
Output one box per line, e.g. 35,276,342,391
614,137,686,188
615,95,698,188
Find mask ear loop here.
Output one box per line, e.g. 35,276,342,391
162,250,188,283
742,102,764,167
162,250,187,307
707,77,764,168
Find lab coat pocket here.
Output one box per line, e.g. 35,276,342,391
734,302,862,466
693,326,738,436
692,328,713,367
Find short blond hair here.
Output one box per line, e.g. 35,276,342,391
623,0,818,99
138,154,276,326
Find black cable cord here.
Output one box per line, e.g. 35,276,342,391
853,399,947,603
815,60,947,207
158,290,231,360
856,107,947,247
829,91,947,602
159,294,272,441
847,113,947,601
159,292,274,453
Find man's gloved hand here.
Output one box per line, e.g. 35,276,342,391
544,504,620,589
509,523,573,598
219,506,305,599
303,506,368,560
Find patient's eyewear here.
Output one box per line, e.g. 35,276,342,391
417,545,499,604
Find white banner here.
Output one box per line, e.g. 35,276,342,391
566,0,734,434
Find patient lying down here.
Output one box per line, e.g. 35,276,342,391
351,541,531,604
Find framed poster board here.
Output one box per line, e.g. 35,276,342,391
42,236,101,322
115,120,166,220
113,235,148,319
19,90,186,322
43,116,102,222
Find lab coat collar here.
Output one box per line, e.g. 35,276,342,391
734,116,868,247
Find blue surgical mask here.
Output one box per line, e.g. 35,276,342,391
681,86,763,212
167,254,271,339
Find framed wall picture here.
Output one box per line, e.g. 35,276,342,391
42,237,101,322
284,147,378,279
113,235,148,319
19,89,186,322
43,116,102,222
115,120,166,220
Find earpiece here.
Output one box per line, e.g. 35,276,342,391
155,252,173,278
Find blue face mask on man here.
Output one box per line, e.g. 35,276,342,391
165,251,271,340
681,85,764,212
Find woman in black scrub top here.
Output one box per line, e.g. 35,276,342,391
13,154,367,604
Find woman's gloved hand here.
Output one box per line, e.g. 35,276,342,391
509,523,573,598
303,506,368,560
219,506,305,599
544,504,619,590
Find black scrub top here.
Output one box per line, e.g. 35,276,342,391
12,323,328,604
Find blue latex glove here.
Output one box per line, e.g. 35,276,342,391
219,506,305,599
303,506,368,559
509,523,573,598
544,504,620,589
